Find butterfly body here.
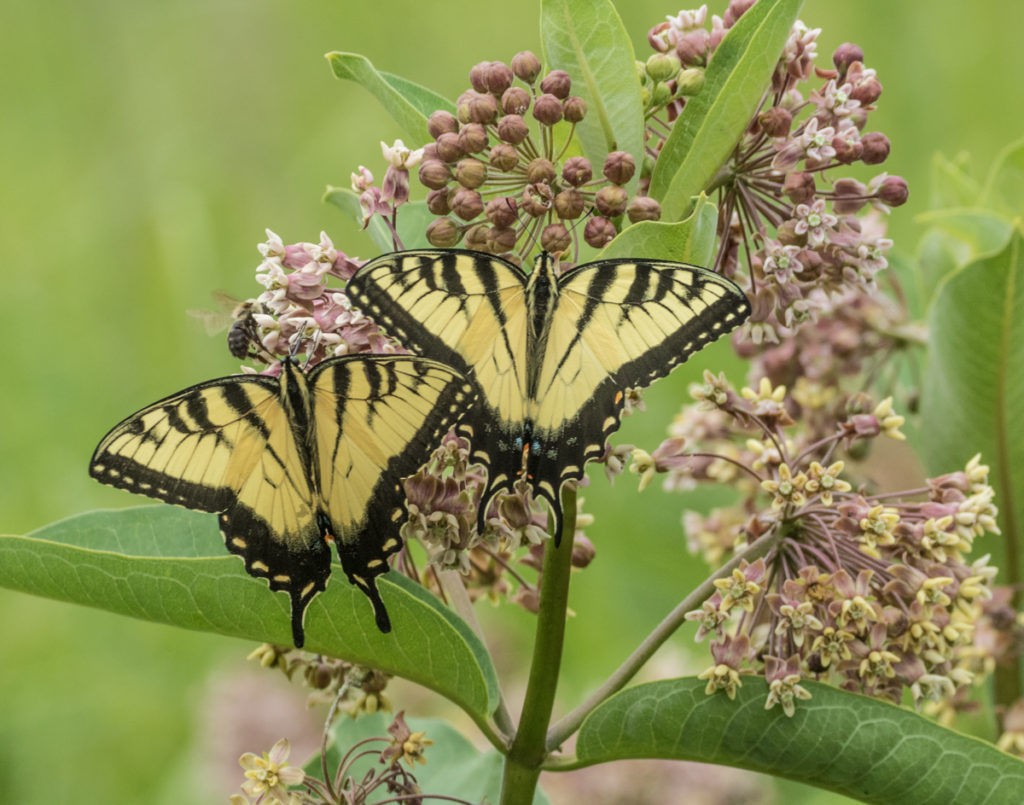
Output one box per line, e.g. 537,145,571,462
347,249,751,542
91,354,475,646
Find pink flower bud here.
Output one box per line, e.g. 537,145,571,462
603,151,636,185
455,158,487,189
502,86,531,115
554,189,585,219
540,69,571,99
783,171,816,204
832,43,864,74
426,218,461,248
489,144,519,172
497,114,529,144
526,157,555,184
418,159,452,190
451,187,484,220
435,132,463,162
595,185,628,217
488,226,517,253
511,51,542,84
627,196,662,223
876,175,909,207
758,107,792,138
426,188,452,216
532,93,563,125
457,123,488,154
584,216,616,248
485,196,518,228
561,156,592,186
427,110,458,139
563,96,587,123
860,132,890,164
541,223,571,254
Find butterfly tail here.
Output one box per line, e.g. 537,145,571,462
289,593,310,648
364,578,393,633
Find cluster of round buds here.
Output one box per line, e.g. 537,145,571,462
627,372,1004,714
396,431,596,614
416,52,661,265
644,7,908,349
237,230,402,374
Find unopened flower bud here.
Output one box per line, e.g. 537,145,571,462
677,67,705,96
675,30,710,66
596,185,628,217
832,178,867,214
526,157,556,185
850,76,882,105
627,196,662,223
486,196,518,228
418,159,452,190
455,158,487,189
426,218,460,248
783,171,816,204
427,110,459,139
488,225,517,253
464,222,490,252
540,69,571,99
497,114,529,144
532,93,563,125
571,534,596,568
511,50,542,84
468,92,498,124
832,43,864,75
584,216,616,248
758,106,792,138
651,82,672,107
776,218,803,246
563,96,587,123
541,223,571,254
483,61,514,95
435,132,463,162
521,183,553,217
603,151,636,185
426,188,452,216
421,142,439,161
457,123,488,154
562,156,592,187
860,132,890,165
876,175,909,207
516,587,540,613
469,62,490,93
646,52,681,82
724,0,756,27
502,86,531,115
554,189,586,219
489,143,519,172
451,187,484,220
832,135,863,164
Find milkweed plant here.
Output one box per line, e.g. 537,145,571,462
5,1,1024,803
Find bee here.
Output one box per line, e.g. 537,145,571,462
189,293,270,362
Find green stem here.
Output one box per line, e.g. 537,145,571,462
500,486,578,805
545,529,782,752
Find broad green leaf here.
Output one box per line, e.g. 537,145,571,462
323,188,433,252
307,712,550,804
597,193,718,265
540,0,645,188
914,208,1013,266
649,0,803,221
929,151,982,209
575,677,1024,804
0,506,499,721
982,137,1024,215
326,52,453,144
921,228,1024,581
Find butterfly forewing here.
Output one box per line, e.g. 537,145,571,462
310,356,477,632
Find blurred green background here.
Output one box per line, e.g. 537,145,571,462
2,0,1021,802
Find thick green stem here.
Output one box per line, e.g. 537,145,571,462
500,486,577,805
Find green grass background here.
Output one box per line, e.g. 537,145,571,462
2,1,1021,802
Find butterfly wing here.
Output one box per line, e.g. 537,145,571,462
309,355,476,631
530,259,751,538
89,375,331,647
347,249,530,525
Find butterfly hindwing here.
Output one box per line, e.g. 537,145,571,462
309,355,477,632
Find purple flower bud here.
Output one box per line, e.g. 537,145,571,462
467,92,498,124
457,122,489,154
486,197,519,228
418,159,452,190
561,156,592,187
723,0,756,27
451,187,484,220
563,96,587,123
489,143,519,172
571,534,596,568
596,186,628,218
435,132,463,162
603,151,636,185
464,222,490,252
850,76,882,105
521,183,553,217
427,110,458,139
502,86,531,115
783,171,816,204
426,188,452,216
511,50,542,84
532,93,563,125
497,114,529,144
584,216,616,248
526,157,555,184
849,413,881,438
541,223,571,254
675,29,710,66
421,142,439,162
860,132,890,165
832,135,863,165
554,189,585,219
832,43,864,75
540,69,571,99
627,195,662,223
469,62,490,93
426,218,461,248
876,175,909,207
832,178,867,214
484,61,514,95
488,225,517,253
455,158,487,189
648,22,671,54
758,106,792,138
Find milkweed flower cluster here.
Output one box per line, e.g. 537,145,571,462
631,372,1006,714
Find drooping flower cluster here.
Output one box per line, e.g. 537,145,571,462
630,371,1008,714
647,5,908,348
